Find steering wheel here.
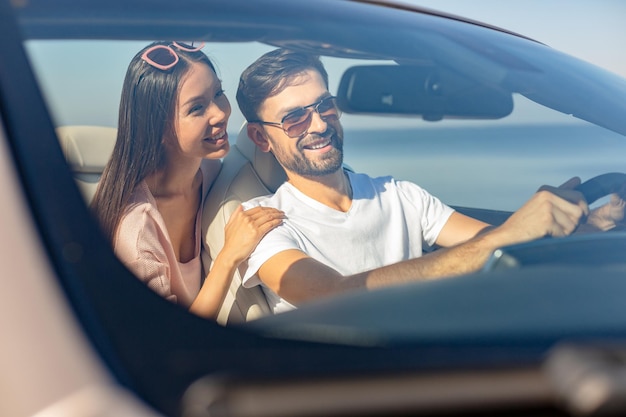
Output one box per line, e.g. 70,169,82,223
575,172,626,205
484,173,626,272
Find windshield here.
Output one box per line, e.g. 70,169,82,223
25,38,626,211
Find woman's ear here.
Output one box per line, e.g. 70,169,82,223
247,123,271,152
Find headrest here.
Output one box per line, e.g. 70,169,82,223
56,125,117,174
235,123,286,193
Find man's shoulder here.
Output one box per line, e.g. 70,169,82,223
242,183,291,209
348,171,434,202
349,171,401,192
242,193,274,209
349,170,394,184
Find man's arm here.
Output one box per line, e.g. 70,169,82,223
257,232,500,306
434,211,491,247
257,189,587,306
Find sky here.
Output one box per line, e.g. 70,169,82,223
399,0,626,78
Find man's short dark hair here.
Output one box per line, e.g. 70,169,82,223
236,48,329,122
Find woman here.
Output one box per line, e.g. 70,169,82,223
91,41,283,320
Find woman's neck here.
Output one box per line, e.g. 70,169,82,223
146,157,203,199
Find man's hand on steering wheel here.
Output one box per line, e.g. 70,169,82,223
539,175,626,233
537,176,588,210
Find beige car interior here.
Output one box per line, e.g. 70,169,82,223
55,123,285,325
56,125,117,203
202,124,286,324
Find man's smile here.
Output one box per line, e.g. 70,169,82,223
302,136,332,151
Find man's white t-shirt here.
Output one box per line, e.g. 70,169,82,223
242,171,454,314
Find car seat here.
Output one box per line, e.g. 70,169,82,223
56,125,117,203
202,123,287,325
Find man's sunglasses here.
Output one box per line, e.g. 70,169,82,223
250,96,342,138
141,42,205,71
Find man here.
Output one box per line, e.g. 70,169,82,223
236,48,619,314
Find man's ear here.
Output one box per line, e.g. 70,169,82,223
247,123,271,152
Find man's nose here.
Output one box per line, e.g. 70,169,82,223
307,109,328,134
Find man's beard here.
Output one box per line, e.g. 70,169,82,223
273,128,344,177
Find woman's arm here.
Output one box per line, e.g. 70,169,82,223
189,205,284,319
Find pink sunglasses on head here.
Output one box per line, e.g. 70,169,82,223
141,41,206,70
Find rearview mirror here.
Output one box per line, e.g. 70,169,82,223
336,65,513,121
